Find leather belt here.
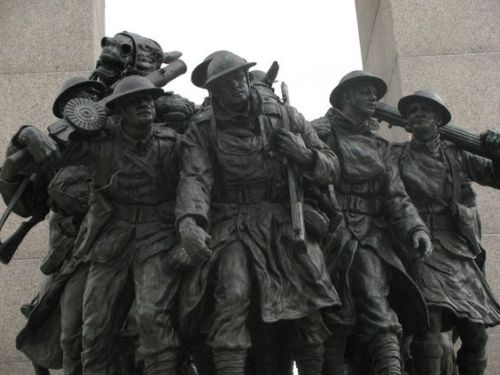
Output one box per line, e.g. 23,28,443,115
212,182,287,204
113,201,175,223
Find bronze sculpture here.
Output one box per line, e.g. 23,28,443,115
391,90,500,375
312,71,432,375
176,50,340,375
3,75,183,375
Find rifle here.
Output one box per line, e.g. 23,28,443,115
374,102,500,160
0,149,50,265
263,61,279,88
0,171,49,265
280,82,307,252
0,204,48,265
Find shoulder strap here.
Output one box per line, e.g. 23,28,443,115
278,104,291,131
442,144,461,202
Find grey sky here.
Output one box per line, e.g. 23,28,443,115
106,0,362,120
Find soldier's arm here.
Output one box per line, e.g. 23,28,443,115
381,141,429,241
0,126,55,217
175,119,214,230
462,149,500,188
0,124,98,217
288,107,340,185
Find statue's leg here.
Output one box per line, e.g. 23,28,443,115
290,311,328,375
411,306,443,375
60,264,89,375
322,322,349,375
134,250,183,375
247,318,279,375
81,253,134,375
190,335,215,375
439,332,458,375
455,320,488,375
207,241,252,375
350,247,402,375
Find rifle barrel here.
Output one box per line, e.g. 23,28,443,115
374,102,500,159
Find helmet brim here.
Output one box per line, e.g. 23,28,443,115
192,60,256,89
52,80,105,118
398,95,451,126
105,87,164,109
329,75,387,108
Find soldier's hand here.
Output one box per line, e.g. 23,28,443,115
412,229,433,257
273,128,313,167
480,130,500,155
18,126,60,164
166,244,195,270
156,93,195,121
178,217,212,263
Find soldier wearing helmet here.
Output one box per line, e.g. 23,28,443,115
176,51,341,375
311,71,432,375
3,75,184,375
391,90,500,375
93,31,195,129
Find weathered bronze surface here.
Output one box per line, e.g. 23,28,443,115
1,37,499,375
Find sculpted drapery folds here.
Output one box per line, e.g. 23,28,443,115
176,50,340,375
312,71,432,375
1,76,183,375
391,90,500,375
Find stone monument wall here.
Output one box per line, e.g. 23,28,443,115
355,0,500,373
0,1,104,373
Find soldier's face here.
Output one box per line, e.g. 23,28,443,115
119,93,156,136
346,83,378,117
407,101,440,133
210,70,250,112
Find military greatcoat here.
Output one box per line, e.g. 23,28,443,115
391,136,500,328
176,90,341,350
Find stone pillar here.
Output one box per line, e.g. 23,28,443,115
356,0,500,373
0,1,104,373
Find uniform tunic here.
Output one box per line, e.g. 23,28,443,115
392,136,500,328
1,124,182,375
176,93,341,349
312,108,429,339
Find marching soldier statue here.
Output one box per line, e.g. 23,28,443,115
391,90,500,375
312,71,432,375
176,50,341,375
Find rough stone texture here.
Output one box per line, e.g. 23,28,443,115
356,1,500,373
0,0,104,370
0,0,102,74
391,0,500,57
355,0,381,61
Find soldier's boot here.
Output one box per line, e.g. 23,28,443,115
293,344,325,375
456,350,487,375
144,350,178,375
213,349,247,375
411,340,443,375
369,334,402,375
323,335,347,375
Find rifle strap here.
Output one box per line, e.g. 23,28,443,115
278,104,292,132
0,174,33,233
119,145,159,185
442,144,461,203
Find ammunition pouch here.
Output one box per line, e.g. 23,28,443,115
303,201,330,240
211,182,287,204
337,194,383,216
450,202,482,255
